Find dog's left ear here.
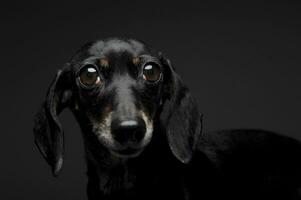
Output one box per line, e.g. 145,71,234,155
33,65,72,176
159,54,203,164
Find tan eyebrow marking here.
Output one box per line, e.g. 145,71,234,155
132,57,140,65
99,58,109,68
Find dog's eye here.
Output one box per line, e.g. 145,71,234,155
79,65,102,87
142,63,161,82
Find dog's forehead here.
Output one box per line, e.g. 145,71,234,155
69,38,159,72
88,39,148,57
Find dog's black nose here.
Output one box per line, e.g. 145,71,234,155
111,118,146,145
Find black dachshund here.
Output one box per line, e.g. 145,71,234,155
34,38,301,200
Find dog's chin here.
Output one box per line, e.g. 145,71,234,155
110,147,144,159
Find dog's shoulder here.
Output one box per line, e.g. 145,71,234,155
197,129,301,169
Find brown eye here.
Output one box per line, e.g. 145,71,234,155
79,65,102,87
142,63,161,82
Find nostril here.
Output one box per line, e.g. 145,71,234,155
111,118,146,145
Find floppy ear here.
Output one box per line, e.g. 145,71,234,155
33,66,72,176
159,55,203,164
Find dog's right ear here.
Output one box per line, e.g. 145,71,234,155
33,65,72,176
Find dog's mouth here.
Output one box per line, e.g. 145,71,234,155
110,147,144,158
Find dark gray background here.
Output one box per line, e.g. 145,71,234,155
1,1,300,199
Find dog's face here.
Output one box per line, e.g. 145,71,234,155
73,39,164,157
33,38,202,176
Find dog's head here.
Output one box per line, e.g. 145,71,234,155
33,38,202,176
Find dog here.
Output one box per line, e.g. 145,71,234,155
33,38,301,200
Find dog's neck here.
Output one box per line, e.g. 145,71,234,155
83,137,171,199
87,151,137,194
83,137,186,200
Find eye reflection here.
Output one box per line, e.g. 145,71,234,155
79,65,102,87
142,63,161,82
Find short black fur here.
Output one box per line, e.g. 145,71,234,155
34,38,301,200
